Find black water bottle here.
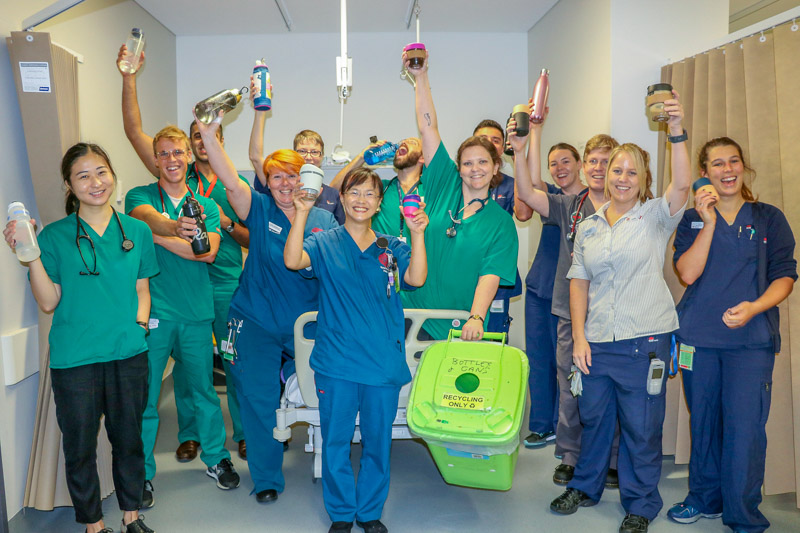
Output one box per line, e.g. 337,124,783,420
183,197,210,255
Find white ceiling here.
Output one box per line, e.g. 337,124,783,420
131,0,559,36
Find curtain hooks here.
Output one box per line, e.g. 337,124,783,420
759,30,766,43
791,19,798,32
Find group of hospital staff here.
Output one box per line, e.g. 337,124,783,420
3,43,796,533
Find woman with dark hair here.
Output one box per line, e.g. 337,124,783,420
3,143,158,533
194,113,338,505
285,167,428,533
400,47,518,341
667,137,796,532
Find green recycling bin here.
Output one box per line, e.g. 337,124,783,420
407,330,529,490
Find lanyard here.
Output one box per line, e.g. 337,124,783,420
157,183,194,217
568,191,590,242
193,163,219,198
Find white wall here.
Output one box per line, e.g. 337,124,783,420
0,0,175,519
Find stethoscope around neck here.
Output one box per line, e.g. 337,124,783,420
75,206,134,276
446,197,488,238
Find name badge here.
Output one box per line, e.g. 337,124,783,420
691,221,704,229
268,221,282,234
148,318,159,330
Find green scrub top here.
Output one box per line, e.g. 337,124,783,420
372,176,425,240
186,163,247,289
400,142,518,339
38,212,159,369
125,182,221,323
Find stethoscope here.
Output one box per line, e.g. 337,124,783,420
157,183,194,217
446,196,489,238
567,191,590,243
76,206,133,276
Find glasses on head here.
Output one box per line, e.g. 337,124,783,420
296,149,322,157
156,149,187,160
345,189,378,200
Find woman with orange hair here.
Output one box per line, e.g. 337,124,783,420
194,112,338,504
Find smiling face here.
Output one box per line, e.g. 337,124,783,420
341,180,382,223
295,139,324,166
393,137,423,170
268,169,299,210
606,152,641,209
189,122,223,163
701,144,745,199
583,148,610,193
69,153,115,208
458,145,499,194
154,137,191,186
548,149,581,190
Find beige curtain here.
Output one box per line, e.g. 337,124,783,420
658,20,800,507
7,31,115,510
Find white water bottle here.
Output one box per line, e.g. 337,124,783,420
119,28,145,74
7,202,40,262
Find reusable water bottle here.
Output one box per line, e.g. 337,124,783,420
182,197,210,255
503,114,514,156
119,28,145,74
530,68,550,124
363,142,398,165
253,59,272,111
7,202,40,262
194,87,248,125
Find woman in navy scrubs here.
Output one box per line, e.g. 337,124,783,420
4,144,158,533
195,115,338,504
668,137,796,532
285,168,428,533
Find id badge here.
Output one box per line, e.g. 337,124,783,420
678,343,695,371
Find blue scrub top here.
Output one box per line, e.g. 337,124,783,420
674,203,771,348
230,188,338,333
525,183,563,300
255,178,344,225
303,227,415,387
491,172,523,298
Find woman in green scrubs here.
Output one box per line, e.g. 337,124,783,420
4,143,159,533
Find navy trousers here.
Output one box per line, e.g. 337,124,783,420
524,287,559,433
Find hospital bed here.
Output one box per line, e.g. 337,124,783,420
273,308,469,481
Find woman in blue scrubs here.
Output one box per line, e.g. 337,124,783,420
4,144,158,533
285,168,428,533
195,115,338,505
550,92,690,533
668,137,796,533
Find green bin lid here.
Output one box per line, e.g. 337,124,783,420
407,332,530,446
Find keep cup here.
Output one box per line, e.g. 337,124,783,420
299,164,324,200
646,83,673,122
404,43,426,68
402,193,422,217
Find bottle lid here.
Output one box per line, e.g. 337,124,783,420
540,68,549,76
132,27,142,34
404,42,426,51
512,104,528,113
7,201,28,219
647,83,673,94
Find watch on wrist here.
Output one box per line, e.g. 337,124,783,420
224,222,235,233
468,314,484,323
667,129,688,144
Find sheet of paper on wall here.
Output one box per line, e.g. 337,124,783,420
19,61,52,93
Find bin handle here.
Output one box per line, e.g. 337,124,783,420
449,329,507,345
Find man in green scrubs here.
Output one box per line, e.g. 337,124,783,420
126,126,240,507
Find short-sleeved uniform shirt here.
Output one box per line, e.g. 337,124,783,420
230,188,338,332
542,189,594,318
125,182,221,323
38,212,159,368
568,196,685,342
525,183,562,300
372,176,425,239
304,227,415,387
400,142,519,339
186,163,247,290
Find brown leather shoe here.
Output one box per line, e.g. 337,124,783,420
175,440,199,462
238,440,247,460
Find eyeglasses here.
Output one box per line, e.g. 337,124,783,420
296,149,322,157
345,190,378,200
156,149,187,160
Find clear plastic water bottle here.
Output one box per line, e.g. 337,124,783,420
253,59,272,111
7,202,40,262
194,87,248,125
119,28,145,74
364,142,398,165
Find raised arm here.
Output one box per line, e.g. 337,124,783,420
512,117,550,217
675,191,717,285
402,204,429,287
194,111,253,220
248,76,268,188
117,45,157,177
663,91,690,215
284,190,314,270
403,49,440,162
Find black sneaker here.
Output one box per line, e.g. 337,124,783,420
619,513,649,532
605,468,619,488
550,488,596,514
141,480,154,508
206,458,240,489
256,489,278,503
524,431,556,448
122,515,155,533
356,519,388,533
329,522,353,533
553,463,575,484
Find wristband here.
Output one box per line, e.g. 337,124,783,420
468,315,484,323
667,129,688,144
